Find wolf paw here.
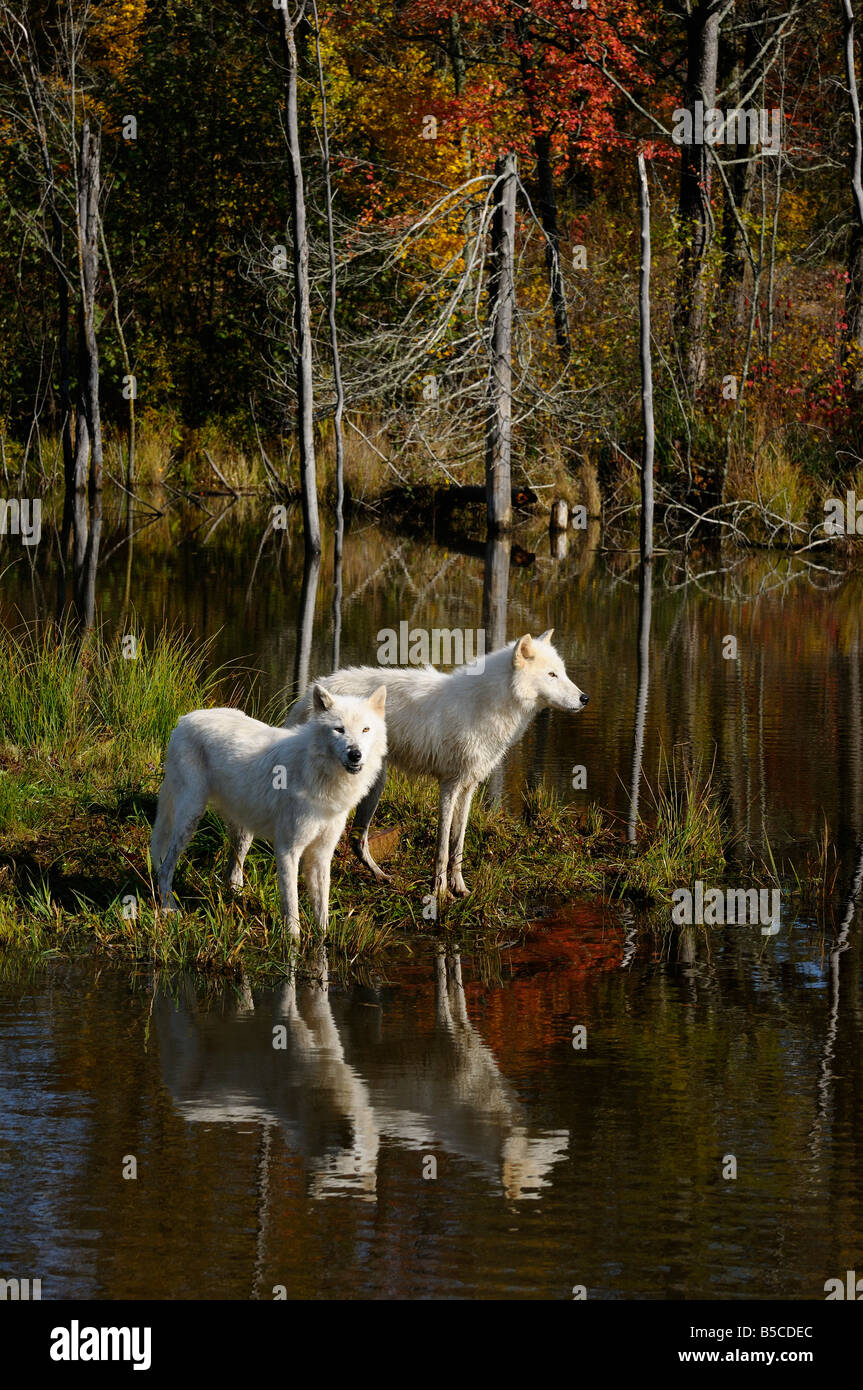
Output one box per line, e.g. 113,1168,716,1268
355,841,392,883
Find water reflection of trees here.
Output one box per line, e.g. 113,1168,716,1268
6,914,861,1297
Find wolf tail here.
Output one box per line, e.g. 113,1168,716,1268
149,779,174,869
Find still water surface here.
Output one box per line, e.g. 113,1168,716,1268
1,911,861,1299
1,502,862,1298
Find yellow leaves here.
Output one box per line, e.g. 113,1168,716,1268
90,0,149,86
323,29,471,198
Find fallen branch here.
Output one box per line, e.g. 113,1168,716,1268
202,448,240,499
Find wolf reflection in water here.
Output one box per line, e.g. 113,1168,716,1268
155,950,568,1203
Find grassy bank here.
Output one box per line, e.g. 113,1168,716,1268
0,624,823,981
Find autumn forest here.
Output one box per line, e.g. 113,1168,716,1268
1,0,862,562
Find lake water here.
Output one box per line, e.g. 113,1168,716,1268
1,914,860,1299
1,498,862,1298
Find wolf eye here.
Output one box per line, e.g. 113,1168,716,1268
362,726,370,734
549,671,558,677
335,726,344,734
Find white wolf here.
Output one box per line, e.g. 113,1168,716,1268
285,631,588,899
150,685,387,937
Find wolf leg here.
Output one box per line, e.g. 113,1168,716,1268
448,782,477,896
433,780,460,902
224,824,254,891
433,947,452,1025
447,951,469,1025
303,823,342,934
274,843,302,940
351,759,391,882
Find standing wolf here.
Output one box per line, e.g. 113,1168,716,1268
150,685,387,937
285,631,588,899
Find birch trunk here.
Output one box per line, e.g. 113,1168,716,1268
637,153,655,562
280,1,321,554
485,153,517,536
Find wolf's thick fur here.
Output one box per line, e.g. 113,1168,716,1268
150,685,387,937
285,631,588,898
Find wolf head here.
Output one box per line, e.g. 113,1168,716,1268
312,683,388,775
511,630,589,714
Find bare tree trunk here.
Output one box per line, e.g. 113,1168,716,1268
482,534,510,808
515,21,570,359
79,486,102,631
72,119,103,615
294,550,321,698
99,219,135,521
76,120,103,493
331,540,343,672
841,0,863,386
280,0,321,555
311,0,345,648
674,0,722,397
47,168,75,558
637,153,655,561
627,560,652,845
55,194,75,563
485,153,517,536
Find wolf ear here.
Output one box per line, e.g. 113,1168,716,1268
368,684,387,715
513,634,535,669
538,628,554,644
312,683,334,712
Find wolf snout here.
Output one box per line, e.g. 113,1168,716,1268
346,745,363,771
579,692,589,706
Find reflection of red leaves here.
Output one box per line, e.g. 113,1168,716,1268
460,907,625,1063
518,909,624,974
